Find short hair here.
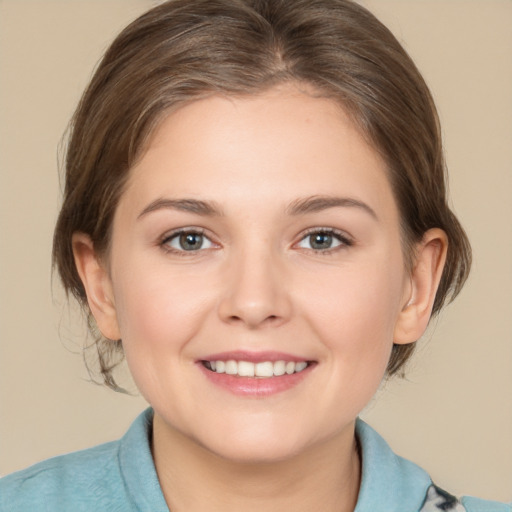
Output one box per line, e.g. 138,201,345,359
53,0,471,390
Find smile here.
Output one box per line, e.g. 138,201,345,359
198,351,316,396
202,360,310,378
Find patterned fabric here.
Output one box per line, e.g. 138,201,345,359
421,485,466,512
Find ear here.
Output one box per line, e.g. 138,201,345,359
72,233,121,341
393,228,448,345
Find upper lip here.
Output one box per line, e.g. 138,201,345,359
198,350,313,363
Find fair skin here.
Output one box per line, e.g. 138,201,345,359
73,84,447,512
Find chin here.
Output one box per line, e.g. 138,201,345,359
205,436,308,465
191,417,329,465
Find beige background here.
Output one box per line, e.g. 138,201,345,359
0,0,511,502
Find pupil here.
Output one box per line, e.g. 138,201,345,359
180,233,202,250
311,233,332,249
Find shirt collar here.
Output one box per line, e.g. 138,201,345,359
118,409,431,512
118,408,169,512
355,418,432,512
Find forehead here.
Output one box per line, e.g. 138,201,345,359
121,85,397,222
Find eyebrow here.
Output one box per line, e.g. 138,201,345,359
286,195,378,220
138,198,224,219
137,195,377,220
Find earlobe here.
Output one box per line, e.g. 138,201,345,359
394,228,448,345
72,233,121,341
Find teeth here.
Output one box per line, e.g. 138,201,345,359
295,361,307,372
273,360,286,376
205,360,309,378
255,361,273,377
238,361,255,377
225,360,237,375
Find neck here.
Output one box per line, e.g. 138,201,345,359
152,414,361,512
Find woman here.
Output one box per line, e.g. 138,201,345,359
0,1,508,510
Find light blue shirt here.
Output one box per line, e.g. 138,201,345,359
0,409,509,511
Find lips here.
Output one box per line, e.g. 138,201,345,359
197,351,316,396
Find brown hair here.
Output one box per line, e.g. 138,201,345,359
53,0,471,390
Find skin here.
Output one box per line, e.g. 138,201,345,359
73,84,447,512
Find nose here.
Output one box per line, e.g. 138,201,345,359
217,247,292,329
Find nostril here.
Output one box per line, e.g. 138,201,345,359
261,314,282,326
227,313,280,327
218,286,292,328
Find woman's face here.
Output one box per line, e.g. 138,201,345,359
104,85,413,461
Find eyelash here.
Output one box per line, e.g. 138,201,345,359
295,227,354,254
160,228,216,256
159,227,354,256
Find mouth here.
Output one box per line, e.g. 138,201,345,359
201,359,312,378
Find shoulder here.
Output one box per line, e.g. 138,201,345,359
461,495,512,512
355,419,511,512
421,484,511,512
0,440,127,512
0,408,166,512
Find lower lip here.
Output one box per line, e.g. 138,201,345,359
198,363,315,397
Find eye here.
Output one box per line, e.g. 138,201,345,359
162,229,214,252
296,229,352,251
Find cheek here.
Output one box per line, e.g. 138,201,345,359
297,259,405,366
110,261,219,404
111,257,216,356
